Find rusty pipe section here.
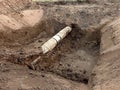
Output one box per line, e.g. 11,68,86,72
41,26,72,54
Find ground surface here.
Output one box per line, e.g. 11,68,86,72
0,0,120,90
0,61,89,90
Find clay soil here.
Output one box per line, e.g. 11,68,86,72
0,0,120,90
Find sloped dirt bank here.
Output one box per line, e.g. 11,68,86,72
0,0,31,14
90,17,120,90
0,1,120,90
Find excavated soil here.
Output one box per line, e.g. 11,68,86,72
0,0,120,90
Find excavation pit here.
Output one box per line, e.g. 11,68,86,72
1,1,119,90
28,23,100,84
1,19,100,85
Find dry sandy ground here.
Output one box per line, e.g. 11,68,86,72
0,61,89,90
0,0,120,90
90,18,120,90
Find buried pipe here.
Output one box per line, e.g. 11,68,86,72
30,26,72,69
41,26,72,54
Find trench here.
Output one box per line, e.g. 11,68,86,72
27,23,100,84
42,23,100,84
3,20,100,87
0,3,102,89
0,15,102,89
1,0,120,90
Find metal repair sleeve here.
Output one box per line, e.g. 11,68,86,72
41,26,72,54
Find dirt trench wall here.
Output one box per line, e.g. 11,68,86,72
0,9,45,46
0,0,31,14
90,17,120,90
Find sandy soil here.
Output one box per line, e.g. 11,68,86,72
90,17,120,90
0,0,120,90
0,61,89,90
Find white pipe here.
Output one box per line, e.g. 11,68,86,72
41,26,72,54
